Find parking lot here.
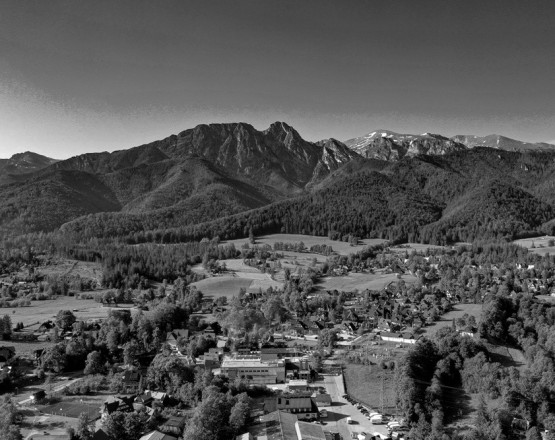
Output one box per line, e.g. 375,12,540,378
315,374,405,440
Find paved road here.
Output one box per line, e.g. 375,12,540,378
316,374,391,440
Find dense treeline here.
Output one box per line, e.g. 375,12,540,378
62,171,443,243
101,241,239,288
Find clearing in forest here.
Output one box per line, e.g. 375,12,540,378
224,234,388,256
513,235,555,255
317,271,417,292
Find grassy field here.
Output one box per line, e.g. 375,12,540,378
317,271,417,292
190,258,283,298
39,400,100,419
422,303,483,338
224,234,388,256
5,297,118,355
513,235,555,255
344,363,397,414
10,297,111,329
190,276,283,298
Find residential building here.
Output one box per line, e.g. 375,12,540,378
276,392,318,420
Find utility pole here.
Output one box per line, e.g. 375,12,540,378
380,373,385,415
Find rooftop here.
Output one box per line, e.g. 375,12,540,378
221,356,283,368
295,421,326,440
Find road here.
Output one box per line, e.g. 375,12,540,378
15,373,83,405
316,374,392,440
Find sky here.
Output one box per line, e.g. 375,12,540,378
1,0,554,159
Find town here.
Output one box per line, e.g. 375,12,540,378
0,234,554,440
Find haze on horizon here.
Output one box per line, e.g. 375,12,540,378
1,0,554,160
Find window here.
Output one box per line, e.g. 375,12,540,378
286,400,290,405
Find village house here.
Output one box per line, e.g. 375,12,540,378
276,392,319,420
165,329,189,352
138,431,177,440
100,396,135,420
121,368,142,394
134,390,169,409
379,331,420,344
158,415,187,436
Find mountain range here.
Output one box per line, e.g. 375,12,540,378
2,122,555,244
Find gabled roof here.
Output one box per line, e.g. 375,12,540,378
166,329,189,341
138,431,177,440
295,421,326,440
257,410,298,440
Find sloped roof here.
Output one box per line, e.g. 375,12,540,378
138,431,177,440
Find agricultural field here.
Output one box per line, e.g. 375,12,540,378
343,363,397,414
317,271,417,292
513,235,555,255
224,234,387,256
422,303,483,338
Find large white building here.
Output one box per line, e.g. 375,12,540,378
220,354,286,384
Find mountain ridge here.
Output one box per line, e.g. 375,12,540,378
4,122,555,243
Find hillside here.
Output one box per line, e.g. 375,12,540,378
4,123,555,243
0,122,357,235
0,170,120,235
61,170,444,242
0,151,59,184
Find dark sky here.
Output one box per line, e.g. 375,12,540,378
1,0,554,159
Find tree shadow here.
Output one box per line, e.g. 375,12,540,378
443,386,474,424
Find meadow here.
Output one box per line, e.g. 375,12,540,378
317,271,417,292
224,234,388,256
513,235,555,255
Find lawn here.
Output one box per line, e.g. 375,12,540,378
422,303,483,338
343,363,397,414
39,400,100,419
317,271,417,292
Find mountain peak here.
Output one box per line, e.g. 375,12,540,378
0,151,59,184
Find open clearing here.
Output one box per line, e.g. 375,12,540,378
390,242,447,253
224,234,388,256
11,297,111,328
422,303,483,337
34,257,103,285
317,271,417,292
190,276,282,298
513,235,555,255
191,258,283,298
